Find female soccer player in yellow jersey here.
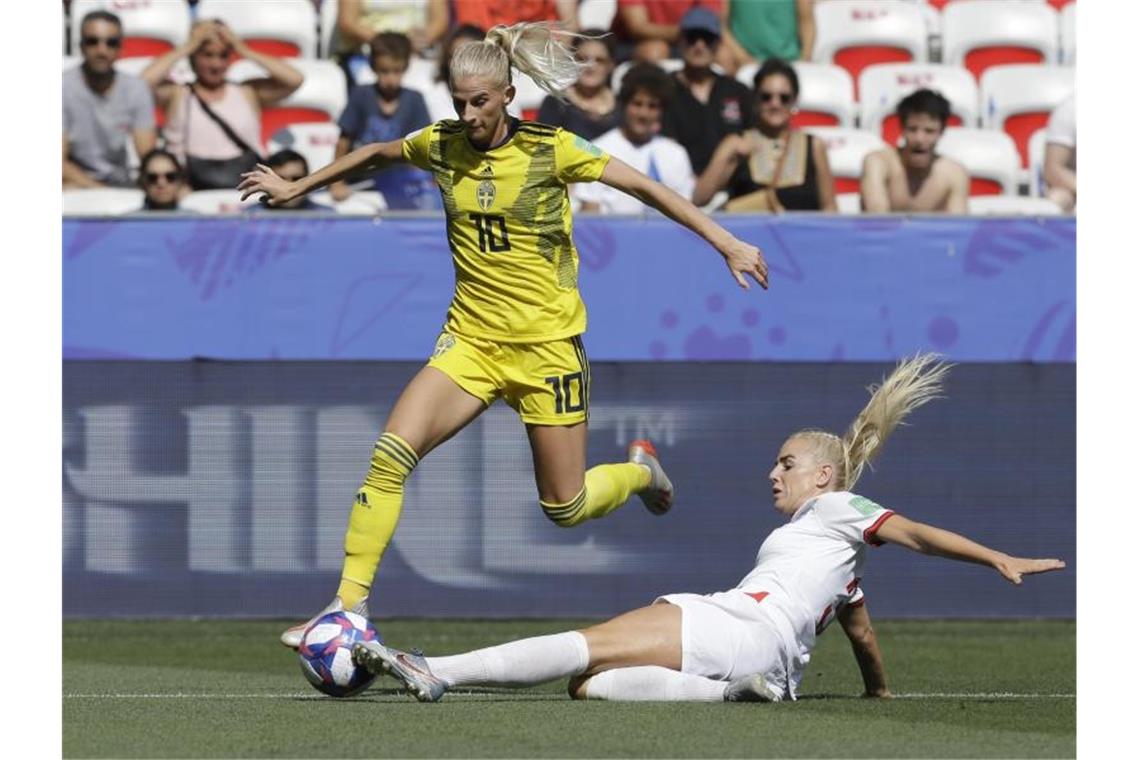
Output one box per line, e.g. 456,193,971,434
238,22,770,649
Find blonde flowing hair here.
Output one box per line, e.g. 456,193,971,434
793,354,951,491
448,22,592,97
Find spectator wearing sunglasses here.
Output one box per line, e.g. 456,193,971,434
693,58,835,212
63,10,157,189
661,7,750,175
137,149,189,212
536,30,620,142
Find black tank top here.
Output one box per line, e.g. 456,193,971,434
725,131,822,211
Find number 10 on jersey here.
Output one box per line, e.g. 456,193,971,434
469,213,511,252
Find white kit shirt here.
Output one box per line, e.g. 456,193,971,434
733,491,895,690
574,127,694,213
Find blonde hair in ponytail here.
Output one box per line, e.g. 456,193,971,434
449,22,592,97
792,354,951,491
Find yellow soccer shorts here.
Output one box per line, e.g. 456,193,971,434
427,331,591,425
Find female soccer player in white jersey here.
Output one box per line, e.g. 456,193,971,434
237,23,769,648
350,354,1066,703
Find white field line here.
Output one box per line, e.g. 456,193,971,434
63,691,1076,700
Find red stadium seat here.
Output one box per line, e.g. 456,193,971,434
980,64,1073,167
935,127,1019,196
859,63,978,144
804,126,889,195
195,0,318,58
228,59,347,146
736,61,856,128
942,0,1059,80
813,1,927,95
69,0,191,59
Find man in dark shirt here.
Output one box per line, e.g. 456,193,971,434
662,7,751,176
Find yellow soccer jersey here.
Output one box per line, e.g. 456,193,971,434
402,119,610,342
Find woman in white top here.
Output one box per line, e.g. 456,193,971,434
352,354,1066,703
142,20,303,189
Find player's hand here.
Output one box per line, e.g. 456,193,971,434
720,237,769,290
237,164,296,205
993,555,1066,585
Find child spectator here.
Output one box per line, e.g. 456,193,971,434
575,63,694,214
64,10,157,188
137,149,188,212
536,30,619,140
331,32,436,209
860,88,968,213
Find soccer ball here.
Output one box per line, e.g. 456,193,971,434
298,610,381,697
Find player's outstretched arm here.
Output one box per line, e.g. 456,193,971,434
237,140,406,205
596,157,769,290
875,513,1066,585
837,602,890,698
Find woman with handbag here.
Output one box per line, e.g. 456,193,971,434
693,58,836,213
142,20,304,190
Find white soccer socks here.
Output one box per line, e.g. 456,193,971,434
583,666,728,702
425,631,590,688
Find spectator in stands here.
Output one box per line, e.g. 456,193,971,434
331,32,435,209
536,31,619,140
329,0,449,89
662,7,751,176
141,20,304,190
423,24,486,122
717,0,815,75
575,64,694,214
453,1,578,34
63,10,157,188
860,89,968,214
259,150,330,211
137,149,188,212
693,59,835,212
1043,95,1075,213
610,0,723,63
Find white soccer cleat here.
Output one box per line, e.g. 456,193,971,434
352,641,447,703
628,439,674,515
724,674,783,703
279,596,370,650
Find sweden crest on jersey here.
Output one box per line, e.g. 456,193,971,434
476,165,496,211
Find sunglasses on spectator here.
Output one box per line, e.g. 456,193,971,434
759,91,794,105
682,31,719,46
145,171,181,185
82,36,122,49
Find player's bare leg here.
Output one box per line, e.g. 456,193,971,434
281,367,486,649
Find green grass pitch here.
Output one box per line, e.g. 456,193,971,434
64,618,1074,758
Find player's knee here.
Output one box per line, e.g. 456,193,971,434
363,432,420,490
540,487,588,528
568,674,591,700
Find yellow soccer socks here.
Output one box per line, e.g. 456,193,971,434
540,463,651,527
337,432,419,607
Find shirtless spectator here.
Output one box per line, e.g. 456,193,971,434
860,89,968,214
1043,95,1075,213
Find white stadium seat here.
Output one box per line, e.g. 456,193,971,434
196,0,318,58
835,192,862,215
63,188,145,216
179,189,261,214
942,0,1058,80
579,0,618,30
935,127,1020,196
812,1,926,93
804,126,889,195
227,58,348,145
70,0,191,59
318,0,339,58
1028,127,1048,198
267,122,342,173
967,195,1063,216
737,61,856,128
858,63,978,144
980,64,1073,167
310,190,389,214
1060,3,1076,65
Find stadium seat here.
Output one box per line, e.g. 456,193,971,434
835,192,862,215
980,64,1074,167
267,122,342,173
195,0,318,58
179,189,261,214
579,0,619,30
69,0,191,59
736,61,856,128
804,126,889,195
967,195,1063,216
227,58,348,145
858,63,978,144
512,73,548,121
942,0,1058,80
318,0,339,58
934,127,1019,196
311,190,389,214
1027,127,1048,198
1060,3,1076,66
63,188,145,216
812,1,927,93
